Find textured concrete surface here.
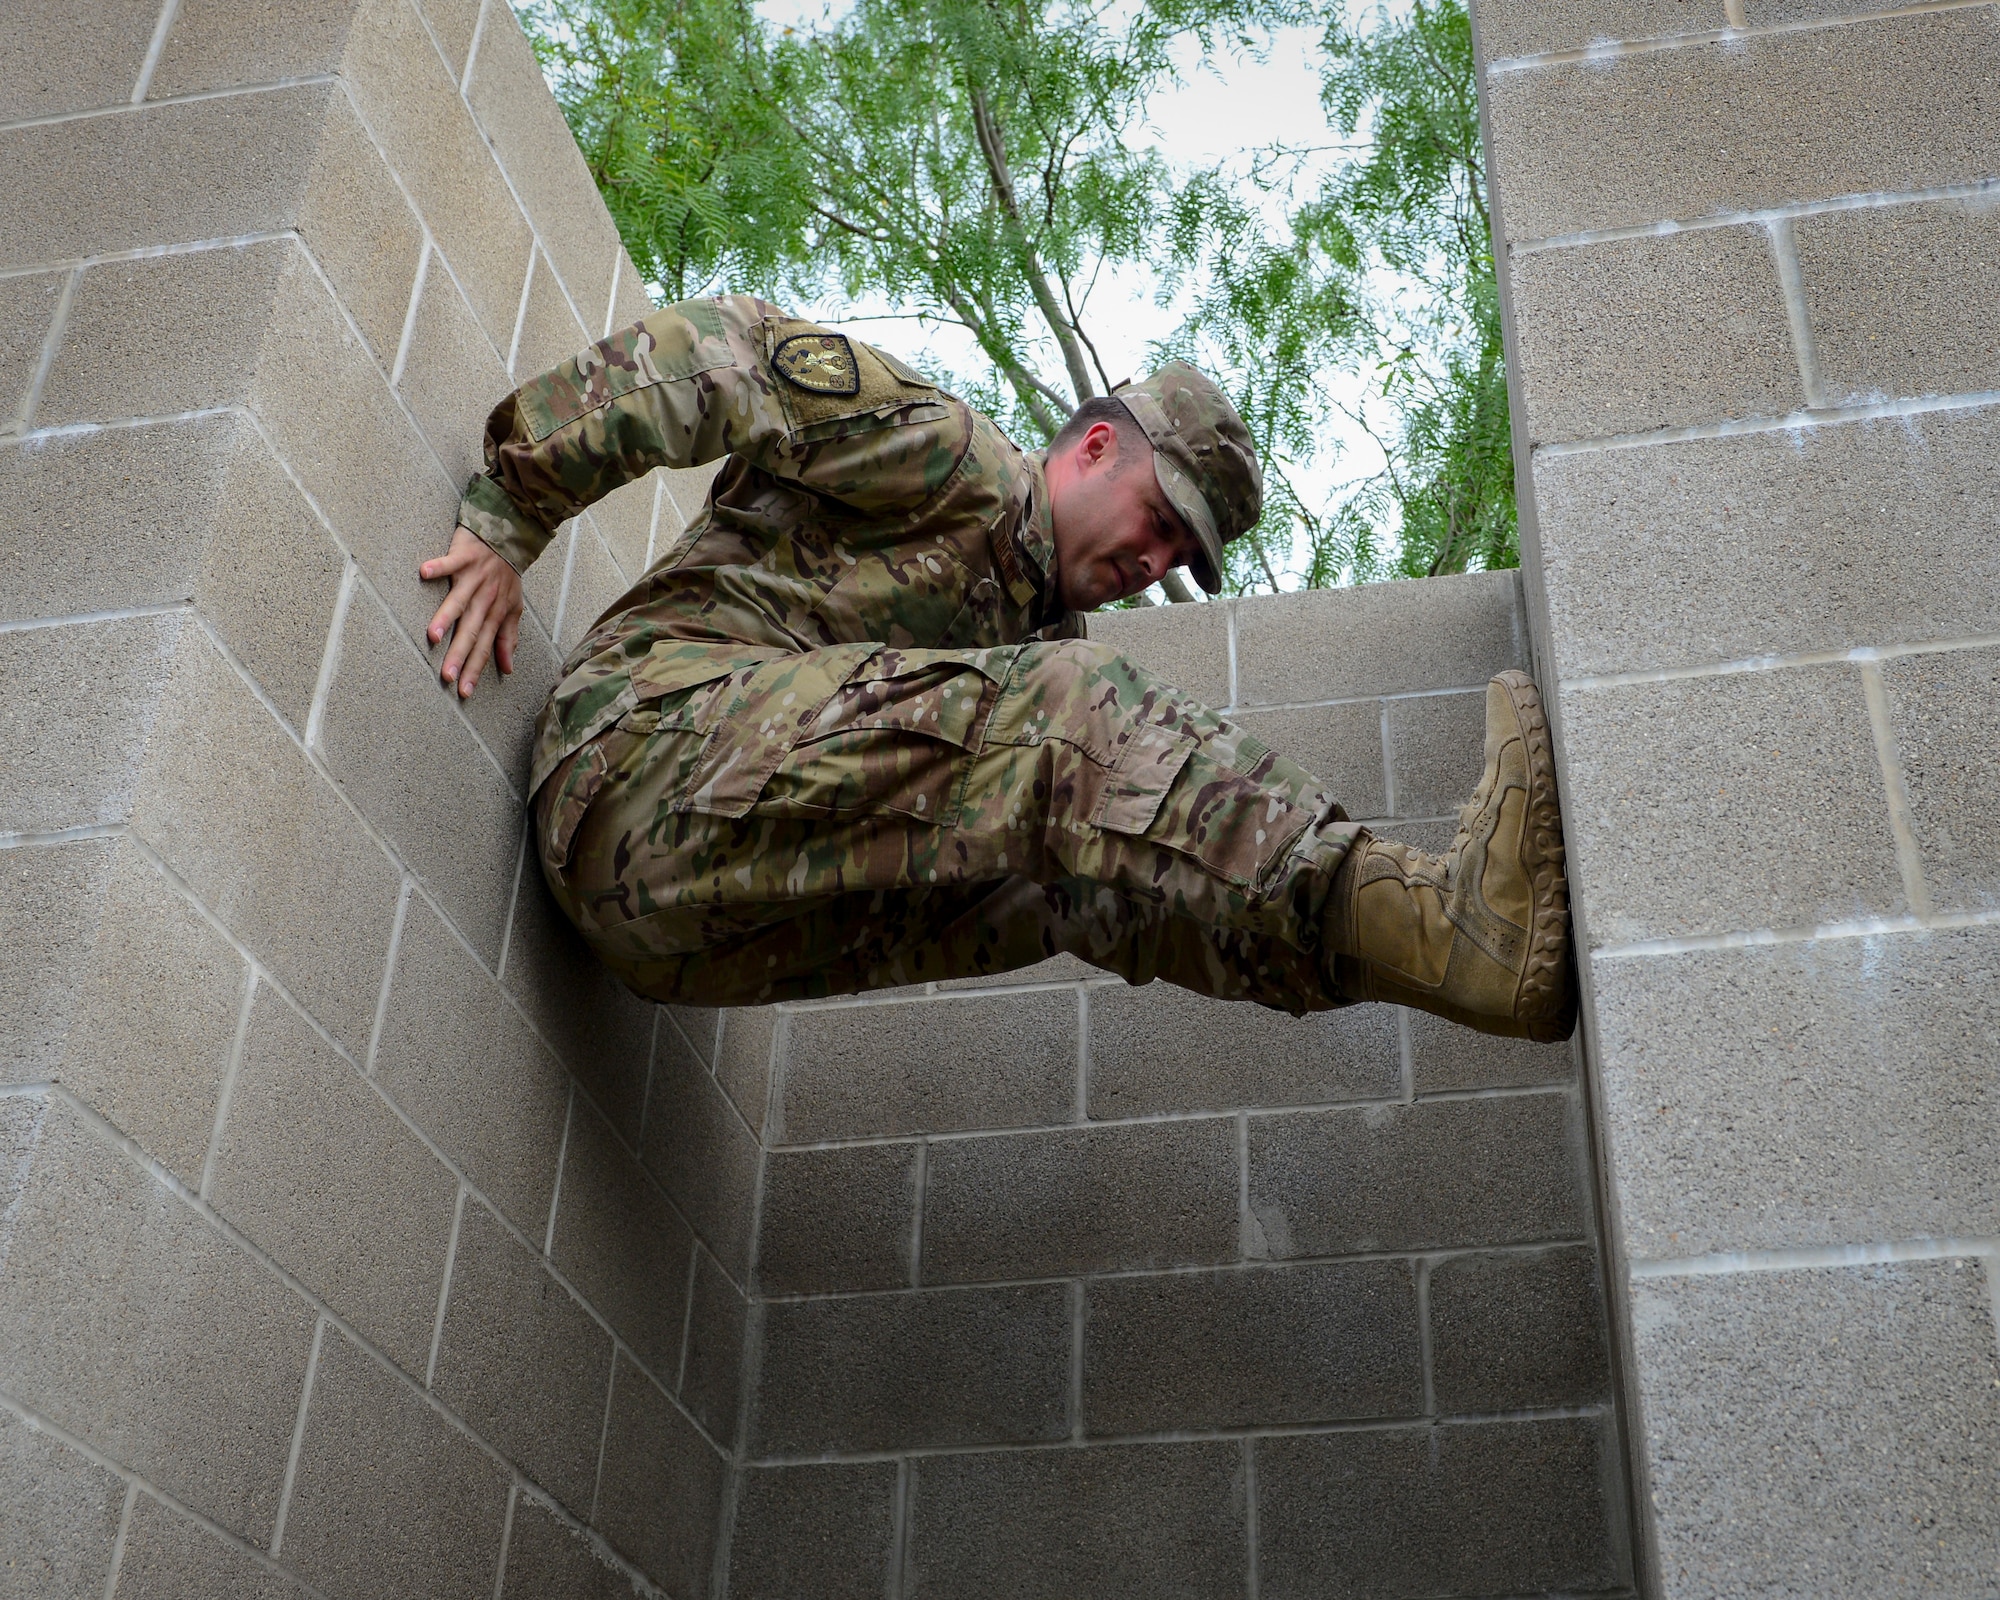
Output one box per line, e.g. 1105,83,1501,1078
4,4,1632,1592
1486,0,2000,1580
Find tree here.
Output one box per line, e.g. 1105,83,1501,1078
1160,0,1514,590
523,0,1515,595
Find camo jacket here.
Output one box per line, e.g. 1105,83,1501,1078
455,294,1083,798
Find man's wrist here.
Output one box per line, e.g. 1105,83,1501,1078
457,475,551,573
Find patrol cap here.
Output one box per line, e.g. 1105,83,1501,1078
1112,363,1263,595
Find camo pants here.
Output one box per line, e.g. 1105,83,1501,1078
536,639,1363,1010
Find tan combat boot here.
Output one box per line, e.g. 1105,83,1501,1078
1325,670,1576,1042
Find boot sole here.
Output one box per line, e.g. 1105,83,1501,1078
1492,671,1577,1043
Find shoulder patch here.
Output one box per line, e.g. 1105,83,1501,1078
773,332,861,396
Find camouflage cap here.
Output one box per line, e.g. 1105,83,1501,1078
1112,362,1262,594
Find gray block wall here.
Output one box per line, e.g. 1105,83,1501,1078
1476,0,2000,1591
712,576,1634,1598
3,1,1638,1595
1,2,724,1594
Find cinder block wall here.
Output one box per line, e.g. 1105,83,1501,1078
1,3,731,1595
1476,0,2000,1591
3,3,1634,1596
706,574,1635,1598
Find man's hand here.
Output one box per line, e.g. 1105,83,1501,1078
421,526,524,699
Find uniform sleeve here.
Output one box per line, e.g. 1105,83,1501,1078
454,294,967,573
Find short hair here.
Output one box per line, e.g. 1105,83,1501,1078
1049,395,1151,471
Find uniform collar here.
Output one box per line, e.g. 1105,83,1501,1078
1022,451,1058,586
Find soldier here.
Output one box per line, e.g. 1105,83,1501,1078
422,294,1574,1040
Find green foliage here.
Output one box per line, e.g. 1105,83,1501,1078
522,0,1516,589
1161,0,1516,589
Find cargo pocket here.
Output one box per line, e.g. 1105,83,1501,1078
760,651,996,823
1089,722,1196,837
539,732,624,874
674,644,886,817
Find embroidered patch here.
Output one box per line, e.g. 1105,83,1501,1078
773,332,861,396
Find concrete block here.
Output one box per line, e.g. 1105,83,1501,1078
459,605,561,794
1408,1006,1573,1093
134,627,402,1056
1,1,157,121
417,0,484,81
751,1284,1070,1455
395,261,511,490
1248,1093,1582,1255
248,242,463,653
779,992,1076,1141
373,895,569,1233
680,1249,747,1446
1085,1260,1422,1435
432,1200,614,1515
508,246,591,383
548,1096,695,1379
113,1492,307,1599
1796,199,2000,406
1535,404,2000,679
904,1442,1246,1600
1086,981,1399,1116
756,1143,919,1294
660,462,722,532
1593,928,2000,1256
462,3,625,330
0,270,63,424
1226,700,1385,816
148,0,360,98
727,1463,897,1600
520,520,572,637
282,1329,510,1598
933,953,1097,991
0,1408,124,1600
592,1356,725,1599
0,414,232,627
668,1003,721,1068
297,90,429,368
1510,227,1800,443
0,85,334,273
498,1497,633,1600
0,612,184,834
340,0,535,347
1085,600,1232,706
714,1006,777,1127
1487,10,2000,242
0,837,116,1081
1474,0,1726,59
210,986,457,1375
61,837,245,1186
1882,644,2000,912
501,866,656,1134
1235,572,1523,707
639,1033,761,1276
557,519,631,653
1257,1417,1620,1597
1428,1245,1610,1413
1632,1259,2000,1592
1560,666,1905,945
1383,690,1488,819
591,472,659,584
316,584,521,963
194,426,349,731
923,1119,1237,1283
0,1099,316,1542
608,252,654,336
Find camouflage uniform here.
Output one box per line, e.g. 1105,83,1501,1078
458,295,1360,1009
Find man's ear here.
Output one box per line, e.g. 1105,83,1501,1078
1079,419,1119,472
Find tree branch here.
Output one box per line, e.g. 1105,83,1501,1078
968,85,1099,404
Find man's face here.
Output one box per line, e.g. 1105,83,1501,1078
1046,421,1204,611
